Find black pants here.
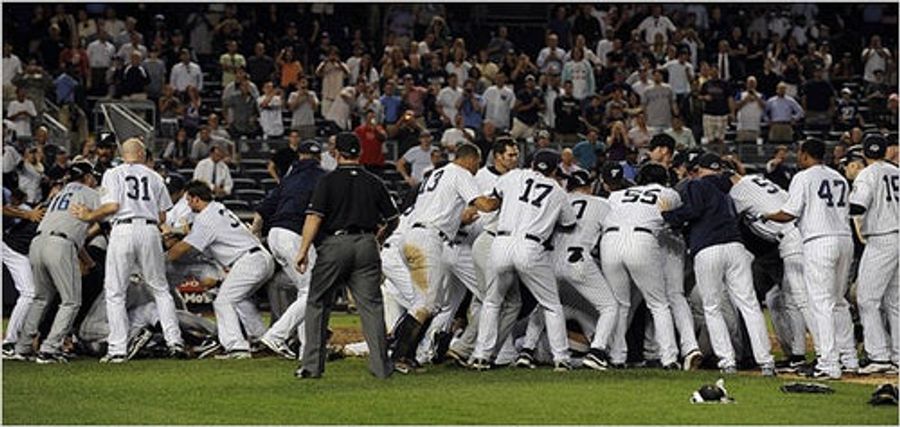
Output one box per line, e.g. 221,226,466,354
301,234,391,378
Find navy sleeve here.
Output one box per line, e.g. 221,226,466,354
662,180,706,226
255,184,281,219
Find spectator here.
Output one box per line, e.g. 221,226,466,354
764,145,794,190
190,126,216,162
164,30,194,69
85,29,115,96
142,48,167,100
664,116,697,149
572,5,602,47
699,65,731,143
630,64,653,101
487,26,514,64
162,127,193,169
733,76,766,143
59,39,90,85
662,48,694,113
458,78,485,130
117,51,150,99
53,67,80,108
287,76,318,139
192,144,233,199
18,145,44,204
75,9,97,42
6,88,37,139
537,32,566,74
627,111,652,151
219,40,246,88
222,68,259,124
380,79,403,125
637,5,676,44
863,70,889,121
117,31,147,63
862,35,891,85
558,148,583,177
541,68,561,129
510,74,543,141
835,88,863,131
757,57,781,98
642,68,677,133
547,6,572,50
39,24,65,74
324,85,356,131
554,80,581,143
715,40,733,82
440,113,476,157
620,146,640,182
397,129,436,188
764,82,804,144
482,72,516,132
357,82,384,125
604,87,629,125
169,48,203,97
246,42,275,89
267,129,301,182
388,109,422,154
258,82,285,139
781,54,804,98
562,47,594,102
355,109,388,168
802,70,836,133
276,46,303,93
182,86,203,137
206,113,235,162
111,16,138,47
3,43,22,103
315,47,350,115
572,127,604,170
157,84,182,137
445,47,472,84
224,81,260,139
435,73,463,127
582,94,605,130
474,120,498,163
14,61,53,115
350,53,380,87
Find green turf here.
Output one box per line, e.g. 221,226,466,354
3,356,897,425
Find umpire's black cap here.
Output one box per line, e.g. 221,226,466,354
335,132,361,157
532,149,560,174
696,152,723,171
567,169,593,191
298,139,323,155
863,133,887,159
165,173,187,194
68,161,95,181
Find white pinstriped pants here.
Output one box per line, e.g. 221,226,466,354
2,242,34,345
262,228,317,355
856,232,899,364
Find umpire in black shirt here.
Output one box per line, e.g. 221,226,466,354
294,132,399,379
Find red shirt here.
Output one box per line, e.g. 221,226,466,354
355,124,386,166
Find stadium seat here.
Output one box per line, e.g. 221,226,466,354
232,178,258,191
244,169,271,181
234,189,267,204
223,199,251,211
259,178,278,192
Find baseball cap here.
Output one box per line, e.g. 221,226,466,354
567,169,593,191
684,148,705,170
98,133,117,149
599,161,625,183
696,152,723,171
298,139,322,155
335,132,361,157
532,149,560,173
537,129,551,140
68,161,95,181
649,134,676,152
863,133,887,159
841,87,852,95
165,173,187,194
524,74,536,82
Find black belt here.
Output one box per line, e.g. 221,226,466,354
412,223,450,241
567,246,585,263
230,247,263,268
486,230,497,237
331,228,373,236
383,242,391,249
497,231,553,251
115,218,158,225
37,231,77,246
605,226,653,234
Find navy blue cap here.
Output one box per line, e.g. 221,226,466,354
696,152,723,171
533,149,560,173
298,139,322,155
335,132,360,157
863,134,887,159
68,161,95,181
567,169,593,191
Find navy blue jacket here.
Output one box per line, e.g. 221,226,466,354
662,175,742,255
256,159,326,235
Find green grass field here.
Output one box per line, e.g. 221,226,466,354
3,315,898,425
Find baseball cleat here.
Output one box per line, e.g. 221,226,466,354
776,355,808,373
2,342,15,358
807,368,841,380
167,343,189,359
196,338,223,359
683,349,703,371
583,348,609,371
514,349,537,369
127,328,154,360
663,362,681,370
294,367,321,379
4,352,34,362
760,364,776,377
36,352,69,364
99,354,127,364
469,358,491,371
214,350,251,360
553,361,574,372
887,364,898,375
445,349,469,368
720,365,738,375
858,361,893,375
260,336,297,360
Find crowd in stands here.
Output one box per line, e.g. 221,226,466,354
2,3,898,204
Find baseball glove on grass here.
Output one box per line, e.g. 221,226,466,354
868,383,898,406
780,382,835,394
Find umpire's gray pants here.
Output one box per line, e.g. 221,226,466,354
16,235,80,355
302,234,391,378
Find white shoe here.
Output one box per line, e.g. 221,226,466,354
858,361,893,375
260,336,297,360
683,349,703,371
214,350,251,360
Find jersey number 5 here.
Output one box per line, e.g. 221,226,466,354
817,180,846,207
622,188,660,205
519,178,552,207
883,175,900,202
125,176,150,201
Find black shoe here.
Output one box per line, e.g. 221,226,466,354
583,348,610,371
196,338,223,359
35,352,69,364
609,363,627,370
469,357,491,371
663,362,681,370
295,366,321,379
430,331,453,364
514,348,537,369
167,343,189,359
2,342,15,357
127,327,154,360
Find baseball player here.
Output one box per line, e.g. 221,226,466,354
167,180,276,359
12,162,100,363
252,140,326,360
446,138,521,366
514,170,620,370
391,143,499,371
663,152,775,376
470,149,577,371
727,163,814,369
763,139,857,379
602,164,685,370
70,138,185,363
849,134,899,374
1,187,43,357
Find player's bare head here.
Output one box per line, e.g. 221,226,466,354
185,180,214,211
454,143,482,174
635,163,669,186
532,149,560,177
841,154,866,181
798,138,826,167
209,144,225,162
648,134,676,164
567,169,593,192
492,137,519,172
885,136,899,162
121,138,146,162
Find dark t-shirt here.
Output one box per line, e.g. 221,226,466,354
700,79,731,115
554,95,581,133
307,165,399,239
271,146,298,179
802,80,834,112
514,88,542,125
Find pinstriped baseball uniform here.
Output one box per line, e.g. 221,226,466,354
473,168,576,364
850,160,900,364
730,174,813,358
183,201,275,352
521,192,620,355
16,183,100,356
782,164,856,377
101,163,183,357
601,184,683,366
381,211,417,328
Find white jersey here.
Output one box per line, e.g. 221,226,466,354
729,174,797,242
474,166,504,232
849,161,900,236
183,201,261,267
385,210,414,246
100,163,172,222
782,164,851,241
493,169,575,241
605,184,681,231
165,195,195,230
553,192,610,250
408,162,480,238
